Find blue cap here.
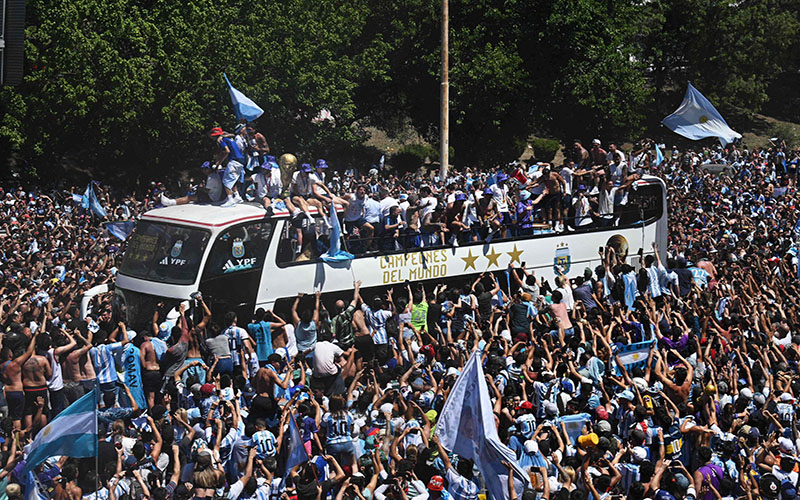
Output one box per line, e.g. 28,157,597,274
454,193,466,202
520,190,531,201
496,173,508,183
619,390,635,401
483,187,493,196
266,155,277,162
301,163,313,173
316,159,329,169
200,161,212,169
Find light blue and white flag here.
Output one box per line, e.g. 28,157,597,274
24,470,47,500
22,388,98,475
71,193,83,204
105,221,136,241
322,201,354,263
614,340,655,376
436,352,529,500
81,182,107,218
285,413,308,476
224,73,264,122
555,413,592,445
662,83,741,146
379,155,385,170
654,144,664,167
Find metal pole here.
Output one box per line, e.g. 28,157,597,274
439,0,449,180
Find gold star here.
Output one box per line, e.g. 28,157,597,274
507,244,524,265
461,249,479,271
485,246,502,267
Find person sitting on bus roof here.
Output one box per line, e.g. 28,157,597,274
288,163,324,220
160,161,225,207
253,157,282,213
342,185,374,240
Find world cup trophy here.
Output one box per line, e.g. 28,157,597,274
278,153,297,197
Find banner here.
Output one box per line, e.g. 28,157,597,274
122,344,146,410
105,221,136,241
614,340,655,376
322,200,354,263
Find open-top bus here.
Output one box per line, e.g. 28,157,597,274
111,176,667,328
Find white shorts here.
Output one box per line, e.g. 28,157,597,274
223,160,244,189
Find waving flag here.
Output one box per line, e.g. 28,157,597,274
662,83,741,146
22,388,98,475
321,201,353,263
614,340,655,376
285,413,308,476
436,352,529,500
556,413,592,445
654,143,664,167
104,221,136,241
223,73,263,122
81,182,107,218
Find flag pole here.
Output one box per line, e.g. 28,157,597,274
439,0,449,180
95,389,99,500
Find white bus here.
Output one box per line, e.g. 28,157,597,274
112,176,667,327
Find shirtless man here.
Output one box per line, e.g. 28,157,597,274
1,331,38,429
23,335,52,431
183,295,212,385
61,330,94,404
139,329,161,409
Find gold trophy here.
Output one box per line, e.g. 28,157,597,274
278,153,298,197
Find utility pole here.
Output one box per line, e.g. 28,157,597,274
439,0,449,180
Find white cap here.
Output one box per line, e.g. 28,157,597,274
779,437,796,454
380,403,394,415
632,446,648,462
524,440,539,454
740,388,753,399
592,139,601,145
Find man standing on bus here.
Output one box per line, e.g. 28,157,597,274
210,127,247,208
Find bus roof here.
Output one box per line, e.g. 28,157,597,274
141,202,333,228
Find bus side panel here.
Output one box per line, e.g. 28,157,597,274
255,222,663,310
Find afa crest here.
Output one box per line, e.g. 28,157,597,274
232,239,245,259
170,240,183,258
554,242,571,274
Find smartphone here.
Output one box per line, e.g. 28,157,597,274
599,246,604,254
521,261,526,268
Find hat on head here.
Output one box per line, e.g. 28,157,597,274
200,161,213,170
210,127,224,137
454,193,467,202
673,473,690,492
234,123,246,133
544,402,558,416
300,163,313,173
516,401,533,411
781,392,793,402
619,390,635,401
592,139,601,145
426,410,438,423
754,393,766,406
596,405,610,421
524,440,539,454
316,159,329,169
519,190,531,201
596,420,612,434
740,388,754,400
200,384,215,396
496,173,508,183
779,437,796,455
428,476,445,491
190,383,202,394
483,188,494,196
759,474,780,499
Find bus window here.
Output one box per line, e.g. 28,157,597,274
618,184,664,226
202,221,273,279
120,221,210,285
276,216,331,266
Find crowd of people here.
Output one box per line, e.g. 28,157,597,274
2,130,800,500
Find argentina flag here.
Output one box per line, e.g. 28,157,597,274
321,200,354,263
662,83,741,146
22,388,98,475
224,73,264,122
614,340,655,376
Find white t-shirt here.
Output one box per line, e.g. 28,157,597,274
290,172,321,196
573,196,592,227
344,193,366,221
490,184,509,212
313,341,344,377
206,172,224,202
47,347,64,391
560,167,574,195
420,196,438,218
380,197,400,218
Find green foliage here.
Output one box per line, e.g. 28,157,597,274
530,138,560,163
769,123,800,149
1,0,799,182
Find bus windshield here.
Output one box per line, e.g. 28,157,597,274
119,221,210,285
